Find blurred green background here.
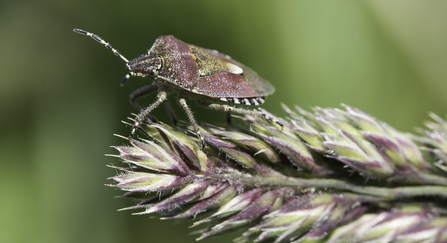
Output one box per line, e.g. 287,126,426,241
1,1,446,243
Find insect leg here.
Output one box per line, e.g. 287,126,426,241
130,91,168,140
178,98,206,149
129,85,159,122
226,112,232,126
130,84,159,110
203,103,283,127
164,101,178,126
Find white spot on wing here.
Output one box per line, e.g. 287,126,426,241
227,63,243,75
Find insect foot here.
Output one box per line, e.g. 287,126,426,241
74,29,279,148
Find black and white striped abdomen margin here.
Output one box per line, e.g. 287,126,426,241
219,96,265,106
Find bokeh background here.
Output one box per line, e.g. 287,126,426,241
1,1,447,243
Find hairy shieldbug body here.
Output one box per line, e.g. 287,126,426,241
73,29,282,148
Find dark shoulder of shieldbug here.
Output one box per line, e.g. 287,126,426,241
74,29,282,148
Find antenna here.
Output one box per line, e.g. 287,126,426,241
73,29,129,63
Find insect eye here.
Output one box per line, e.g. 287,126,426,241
149,69,157,76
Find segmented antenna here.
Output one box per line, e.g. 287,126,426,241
73,29,129,63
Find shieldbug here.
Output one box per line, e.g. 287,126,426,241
73,29,282,148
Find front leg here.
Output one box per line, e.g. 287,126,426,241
129,85,159,122
130,91,168,140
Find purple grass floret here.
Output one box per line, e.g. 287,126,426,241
109,105,447,242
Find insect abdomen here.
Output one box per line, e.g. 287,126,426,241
219,97,265,106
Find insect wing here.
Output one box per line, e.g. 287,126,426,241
192,45,275,97
193,72,259,98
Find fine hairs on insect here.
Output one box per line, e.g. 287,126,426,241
74,29,282,148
